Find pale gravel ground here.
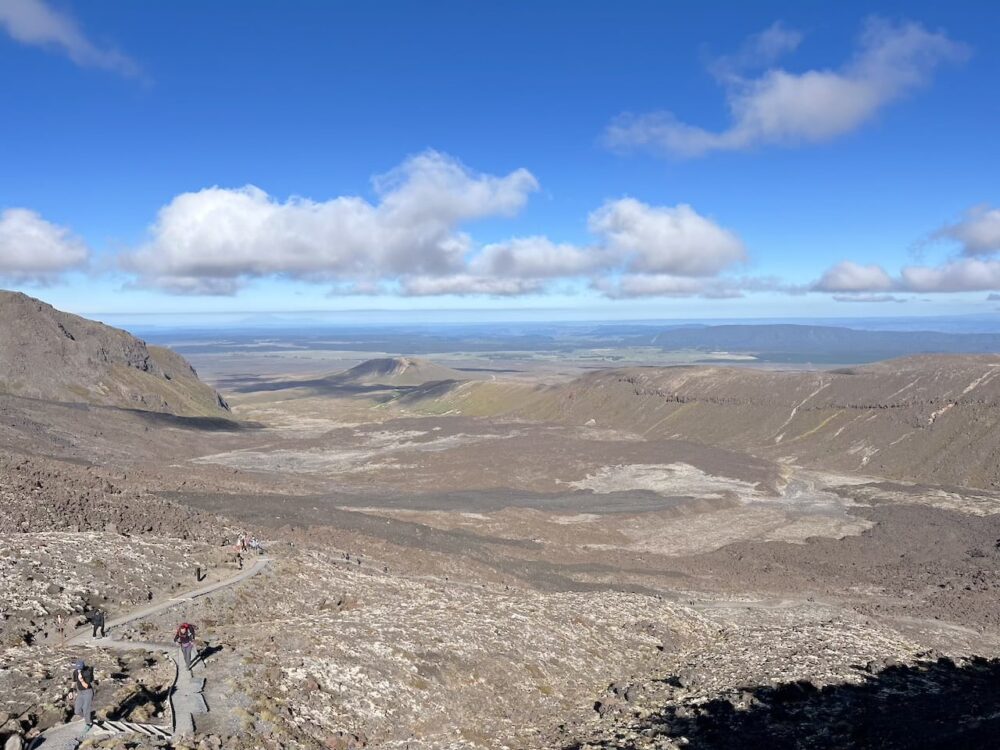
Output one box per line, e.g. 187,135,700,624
191,429,513,476
0,532,220,640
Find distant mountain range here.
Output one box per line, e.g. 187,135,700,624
653,324,1000,362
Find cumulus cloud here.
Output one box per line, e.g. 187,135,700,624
123,151,539,295
813,261,895,293
0,0,140,77
606,18,968,158
462,199,748,286
401,275,543,297
817,258,1000,297
469,236,604,279
819,202,1000,299
932,205,1000,256
0,207,89,283
407,198,747,298
900,258,1000,293
122,152,753,299
587,199,746,275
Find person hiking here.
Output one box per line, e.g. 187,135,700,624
174,622,197,672
88,609,106,639
71,659,95,730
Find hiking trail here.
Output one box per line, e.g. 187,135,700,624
29,557,271,749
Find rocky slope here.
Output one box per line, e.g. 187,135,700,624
0,290,230,417
0,452,231,539
404,355,1000,489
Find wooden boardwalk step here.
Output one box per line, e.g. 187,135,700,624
92,719,172,739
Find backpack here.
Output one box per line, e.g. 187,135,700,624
176,623,195,640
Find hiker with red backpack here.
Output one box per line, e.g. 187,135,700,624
174,622,197,672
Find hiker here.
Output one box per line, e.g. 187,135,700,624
88,608,106,638
56,613,66,642
174,622,197,672
71,659,95,730
236,551,244,570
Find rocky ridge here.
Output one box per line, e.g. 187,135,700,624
0,291,230,417
406,356,1000,489
331,357,466,387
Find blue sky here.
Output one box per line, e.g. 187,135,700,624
0,0,998,321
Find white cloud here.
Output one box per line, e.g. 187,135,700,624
709,21,803,81
0,0,140,77
123,151,539,295
820,203,1000,298
606,19,968,158
816,257,1000,297
469,236,604,279
462,199,748,288
0,207,89,283
900,258,1000,293
818,201,1000,298
813,261,896,293
932,205,1000,256
401,275,542,297
398,198,746,298
587,199,745,276
123,154,753,299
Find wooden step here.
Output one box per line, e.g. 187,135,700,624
92,719,172,739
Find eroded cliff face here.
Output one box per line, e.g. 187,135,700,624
0,290,230,417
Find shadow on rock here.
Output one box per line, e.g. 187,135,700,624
569,656,1000,750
